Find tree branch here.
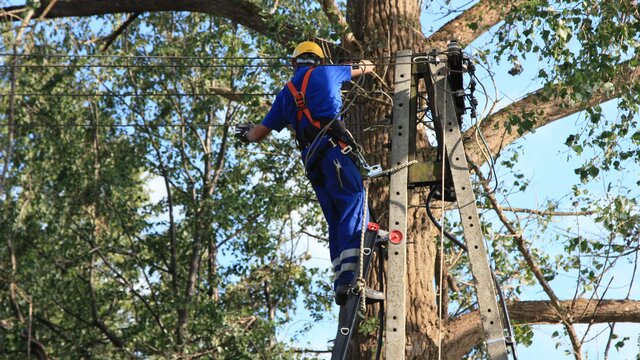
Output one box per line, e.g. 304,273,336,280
498,207,595,217
426,0,527,50
465,60,640,166
88,255,125,349
444,299,640,359
100,12,140,51
1,0,298,43
471,160,584,358
37,0,59,20
318,0,360,52
208,86,245,104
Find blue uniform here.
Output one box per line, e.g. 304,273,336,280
262,65,369,289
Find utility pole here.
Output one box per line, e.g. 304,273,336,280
386,47,511,360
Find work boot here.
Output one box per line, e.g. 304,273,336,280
335,284,385,306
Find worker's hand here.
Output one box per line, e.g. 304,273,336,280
234,123,254,143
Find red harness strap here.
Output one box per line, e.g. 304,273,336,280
286,67,349,150
286,67,322,129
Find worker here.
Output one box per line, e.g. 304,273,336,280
234,41,383,306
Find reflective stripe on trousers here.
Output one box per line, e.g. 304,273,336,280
306,146,369,289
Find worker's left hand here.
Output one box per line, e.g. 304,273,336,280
234,123,254,143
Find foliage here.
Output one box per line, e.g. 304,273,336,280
0,9,334,359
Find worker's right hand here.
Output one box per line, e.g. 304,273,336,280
234,123,254,143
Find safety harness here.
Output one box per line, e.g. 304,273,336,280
286,67,356,153
286,66,385,179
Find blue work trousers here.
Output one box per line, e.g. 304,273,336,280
303,145,370,290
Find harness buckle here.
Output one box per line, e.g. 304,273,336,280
293,92,306,109
341,145,353,155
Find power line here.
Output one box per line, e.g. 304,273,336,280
0,53,397,61
0,53,287,60
0,89,388,98
0,121,388,128
0,54,404,69
0,123,228,128
0,61,402,69
0,64,286,69
0,92,277,97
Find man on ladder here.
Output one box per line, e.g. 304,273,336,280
234,41,383,305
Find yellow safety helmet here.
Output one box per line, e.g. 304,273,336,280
291,41,325,59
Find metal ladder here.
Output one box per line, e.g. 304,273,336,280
330,223,387,360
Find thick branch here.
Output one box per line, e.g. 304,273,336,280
1,0,297,43
426,0,527,50
208,86,245,103
466,61,640,165
101,12,140,51
318,0,359,52
444,299,640,359
500,207,595,217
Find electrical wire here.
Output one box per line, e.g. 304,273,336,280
492,271,519,359
0,122,228,128
0,121,386,129
473,122,499,195
0,52,399,61
425,189,518,360
0,84,387,99
435,63,446,360
374,244,385,360
0,92,276,97
425,189,468,251
468,71,499,195
0,55,409,69
0,88,384,96
0,62,404,69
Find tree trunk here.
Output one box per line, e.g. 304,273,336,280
347,0,443,358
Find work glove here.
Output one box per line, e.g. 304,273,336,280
234,123,254,143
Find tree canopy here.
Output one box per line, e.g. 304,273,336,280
0,0,639,359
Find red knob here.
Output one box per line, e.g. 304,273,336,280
390,230,404,244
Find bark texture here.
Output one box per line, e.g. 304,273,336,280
347,0,443,358
427,0,526,49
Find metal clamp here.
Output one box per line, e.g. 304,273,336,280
486,337,506,345
354,150,384,179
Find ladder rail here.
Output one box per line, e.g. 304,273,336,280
426,60,509,360
331,225,385,360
